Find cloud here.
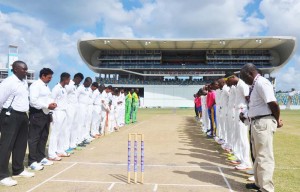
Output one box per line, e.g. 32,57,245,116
1,0,299,91
259,0,300,91
273,55,300,91
0,0,126,29
0,11,96,76
120,0,266,38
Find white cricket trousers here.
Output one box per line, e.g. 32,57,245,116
84,104,93,139
77,103,88,143
119,106,125,126
91,105,102,136
48,110,67,158
67,103,79,149
226,106,235,149
234,108,251,166
221,107,228,142
216,106,222,139
100,110,108,135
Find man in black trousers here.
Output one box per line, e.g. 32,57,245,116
28,68,57,170
0,61,35,187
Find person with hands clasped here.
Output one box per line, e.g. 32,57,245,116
28,68,56,171
240,63,282,192
48,73,70,161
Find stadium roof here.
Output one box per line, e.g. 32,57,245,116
78,36,296,74
78,36,295,50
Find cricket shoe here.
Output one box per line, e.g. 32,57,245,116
13,170,35,178
235,164,252,170
0,177,17,186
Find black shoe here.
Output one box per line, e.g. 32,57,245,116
78,143,86,147
206,135,213,139
245,183,259,190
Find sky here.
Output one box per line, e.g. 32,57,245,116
0,0,299,91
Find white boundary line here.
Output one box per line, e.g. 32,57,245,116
26,163,77,192
153,184,158,191
218,167,233,192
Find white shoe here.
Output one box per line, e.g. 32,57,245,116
40,158,53,166
246,169,254,175
247,176,255,181
0,177,17,186
13,170,35,178
29,162,44,171
214,136,219,142
235,164,252,170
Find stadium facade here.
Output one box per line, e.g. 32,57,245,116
77,37,296,108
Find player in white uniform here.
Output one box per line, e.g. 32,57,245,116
48,73,70,161
215,87,222,142
216,78,229,145
200,87,208,133
76,77,92,147
118,88,125,127
226,74,252,170
224,85,236,153
100,85,113,135
91,82,102,138
65,73,83,152
84,83,96,142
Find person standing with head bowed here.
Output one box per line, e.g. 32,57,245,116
240,63,283,192
0,61,35,187
28,68,56,171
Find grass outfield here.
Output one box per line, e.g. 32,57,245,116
138,108,300,192
273,110,300,192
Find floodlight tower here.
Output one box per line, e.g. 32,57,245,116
7,45,19,76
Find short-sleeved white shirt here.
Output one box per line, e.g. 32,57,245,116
248,76,276,118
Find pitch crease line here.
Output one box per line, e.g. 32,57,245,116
218,167,233,192
108,183,116,190
26,163,77,192
56,161,226,168
51,179,222,187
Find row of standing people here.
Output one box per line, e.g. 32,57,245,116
0,61,139,187
194,64,282,192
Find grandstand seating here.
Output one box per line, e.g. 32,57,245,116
276,93,300,105
97,77,217,85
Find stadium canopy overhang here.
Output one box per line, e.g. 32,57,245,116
78,36,297,74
